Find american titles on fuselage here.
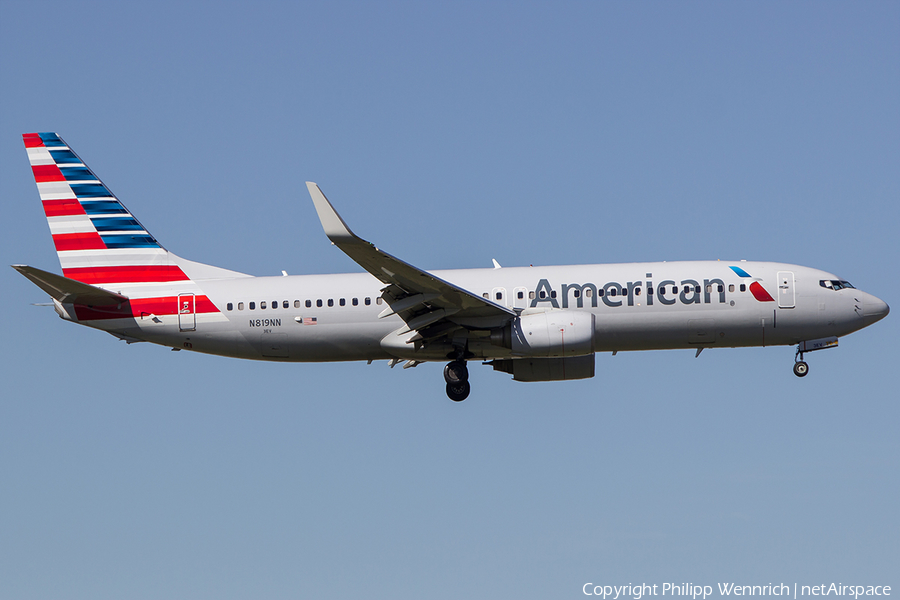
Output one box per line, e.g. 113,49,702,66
530,276,736,309
220,275,747,322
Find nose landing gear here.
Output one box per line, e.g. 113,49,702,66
444,360,470,401
792,337,840,378
793,347,809,377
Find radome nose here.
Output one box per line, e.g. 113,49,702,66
863,295,889,324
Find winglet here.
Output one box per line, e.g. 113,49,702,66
306,182,359,243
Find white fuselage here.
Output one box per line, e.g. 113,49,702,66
66,260,885,363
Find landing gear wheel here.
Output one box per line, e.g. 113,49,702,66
446,381,471,402
793,361,809,377
443,360,469,384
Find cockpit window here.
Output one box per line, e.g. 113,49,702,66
820,279,855,290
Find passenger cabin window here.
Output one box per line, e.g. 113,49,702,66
635,288,641,296
249,302,256,310
365,297,371,305
238,302,244,310
551,291,557,298
718,285,724,293
339,298,345,306
610,288,617,297
283,301,289,309
539,291,546,299
317,299,323,307
328,299,334,307
517,291,524,299
376,297,383,305
306,300,312,308
260,301,266,309
585,289,592,298
352,298,358,306
227,303,233,311
728,284,735,292
529,291,535,300
294,300,301,308
495,292,502,300
740,284,746,292
483,293,489,298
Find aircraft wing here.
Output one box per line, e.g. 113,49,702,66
306,183,516,336
11,265,129,306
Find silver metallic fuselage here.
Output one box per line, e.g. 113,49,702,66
75,260,889,362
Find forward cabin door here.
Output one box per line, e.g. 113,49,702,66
777,271,795,308
178,293,196,331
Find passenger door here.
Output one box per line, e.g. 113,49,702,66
777,271,795,308
177,293,196,331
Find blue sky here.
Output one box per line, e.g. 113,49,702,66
1,2,898,598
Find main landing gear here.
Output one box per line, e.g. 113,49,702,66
793,347,809,378
444,360,470,401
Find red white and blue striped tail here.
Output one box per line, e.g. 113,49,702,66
23,132,248,286
23,132,189,286
22,133,248,325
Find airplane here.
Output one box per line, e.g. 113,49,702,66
13,132,890,401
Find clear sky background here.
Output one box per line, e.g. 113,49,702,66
1,2,898,598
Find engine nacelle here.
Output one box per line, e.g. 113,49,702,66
492,310,595,357
490,354,595,382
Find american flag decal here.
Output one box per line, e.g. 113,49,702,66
303,317,317,325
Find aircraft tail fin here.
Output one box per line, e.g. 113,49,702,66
22,132,196,287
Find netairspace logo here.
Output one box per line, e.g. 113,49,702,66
582,583,892,599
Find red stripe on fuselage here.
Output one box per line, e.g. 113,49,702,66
42,199,85,217
23,133,44,148
73,295,219,321
63,265,190,284
32,164,65,182
52,232,106,251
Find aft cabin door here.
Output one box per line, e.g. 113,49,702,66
178,293,196,331
777,271,795,308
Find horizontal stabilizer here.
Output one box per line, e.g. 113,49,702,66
11,264,129,306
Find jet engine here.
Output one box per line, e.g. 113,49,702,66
491,310,595,357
